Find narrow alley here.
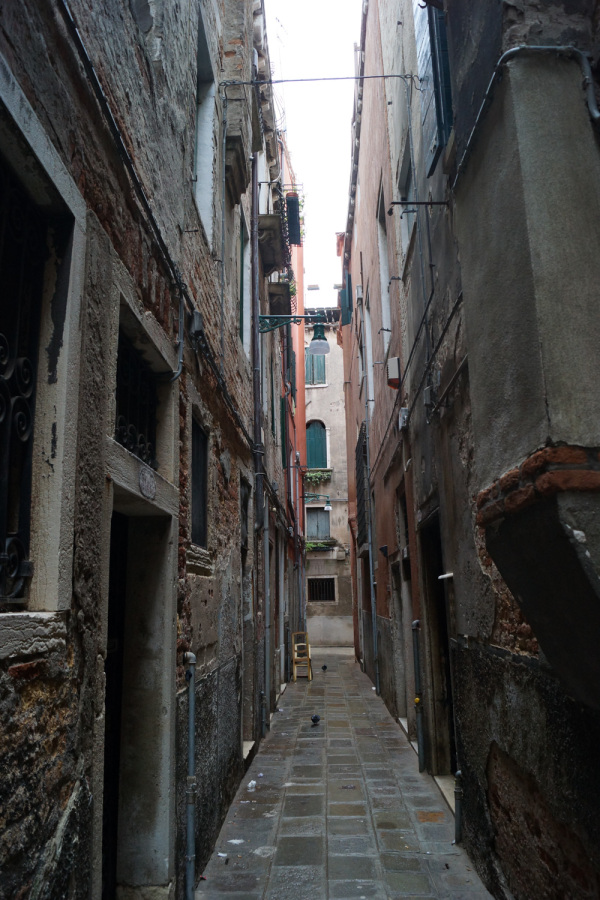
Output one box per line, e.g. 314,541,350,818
198,649,491,899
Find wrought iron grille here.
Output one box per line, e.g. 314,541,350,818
308,578,335,603
0,156,47,605
355,422,368,547
115,332,158,468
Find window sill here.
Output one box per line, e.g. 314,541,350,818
187,545,212,576
190,544,213,578
306,382,328,389
0,611,67,661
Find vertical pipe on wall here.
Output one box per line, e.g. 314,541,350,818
412,620,426,772
251,154,264,531
365,384,380,695
220,95,228,376
184,652,197,900
264,497,271,730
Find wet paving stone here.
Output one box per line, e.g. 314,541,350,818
328,816,370,835
274,835,323,865
282,794,324,817
328,801,368,816
385,871,435,895
199,649,492,899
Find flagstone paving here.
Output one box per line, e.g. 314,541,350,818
197,648,492,900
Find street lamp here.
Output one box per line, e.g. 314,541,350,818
305,492,332,511
258,314,330,355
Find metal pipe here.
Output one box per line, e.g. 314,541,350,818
263,495,271,731
220,95,228,376
412,620,426,772
251,155,264,531
184,651,197,900
454,769,463,844
362,319,380,696
454,44,600,189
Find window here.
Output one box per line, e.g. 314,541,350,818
308,578,336,603
270,356,277,437
306,508,330,541
115,332,158,468
413,0,453,176
0,154,47,605
305,350,325,385
240,479,250,553
194,10,216,244
306,421,327,469
377,188,391,356
191,419,208,547
398,150,416,255
340,269,353,327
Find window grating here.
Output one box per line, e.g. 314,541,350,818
192,419,208,547
0,155,47,605
115,331,158,468
308,578,335,603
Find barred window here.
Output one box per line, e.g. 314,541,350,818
308,578,336,603
115,331,158,468
0,155,48,605
192,419,208,548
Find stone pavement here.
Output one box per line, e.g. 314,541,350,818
197,648,492,900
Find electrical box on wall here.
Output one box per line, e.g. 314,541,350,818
399,408,409,430
387,356,401,389
356,284,363,305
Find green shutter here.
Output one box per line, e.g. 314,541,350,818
280,397,287,467
306,422,327,468
341,270,353,326
290,348,296,404
305,349,314,384
270,358,276,435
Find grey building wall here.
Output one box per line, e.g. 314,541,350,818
342,0,600,897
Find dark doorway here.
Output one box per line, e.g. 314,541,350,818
103,511,129,897
420,514,456,774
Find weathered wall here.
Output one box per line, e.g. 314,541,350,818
0,0,286,894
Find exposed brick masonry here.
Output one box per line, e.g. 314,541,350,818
475,445,600,527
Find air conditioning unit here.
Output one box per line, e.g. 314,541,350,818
399,408,409,431
355,284,363,305
387,356,401,389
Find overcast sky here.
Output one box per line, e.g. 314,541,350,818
264,0,364,310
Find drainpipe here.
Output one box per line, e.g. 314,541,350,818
220,94,228,376
264,494,271,731
364,376,380,695
184,652,197,900
412,620,426,772
251,154,264,531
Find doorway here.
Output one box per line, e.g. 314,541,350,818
419,514,456,774
102,512,128,898
102,504,176,895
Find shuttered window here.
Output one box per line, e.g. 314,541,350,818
306,508,330,540
305,351,325,385
306,421,327,469
413,1,453,176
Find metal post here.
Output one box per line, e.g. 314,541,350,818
264,493,271,730
184,652,197,900
454,769,463,844
412,620,426,772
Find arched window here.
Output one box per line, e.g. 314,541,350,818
306,421,327,469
